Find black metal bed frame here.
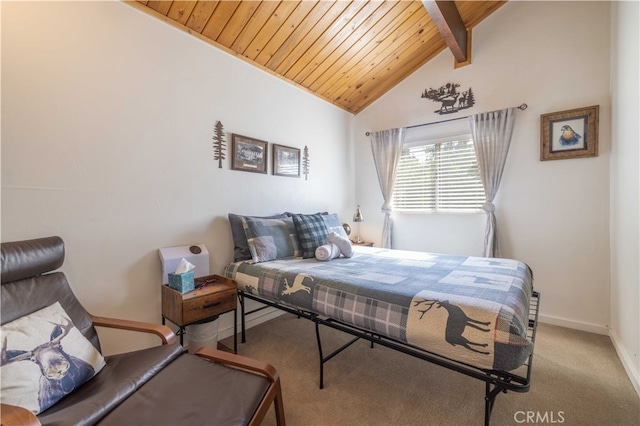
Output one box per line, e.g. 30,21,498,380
236,289,540,426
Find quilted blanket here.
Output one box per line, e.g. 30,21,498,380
225,247,534,371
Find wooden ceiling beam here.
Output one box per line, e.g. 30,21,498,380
421,0,468,63
130,0,504,113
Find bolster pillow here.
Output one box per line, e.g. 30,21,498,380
315,243,341,261
327,232,353,258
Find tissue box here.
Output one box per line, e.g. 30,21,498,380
168,271,195,294
159,244,209,285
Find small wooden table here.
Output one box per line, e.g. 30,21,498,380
352,241,374,247
162,274,237,353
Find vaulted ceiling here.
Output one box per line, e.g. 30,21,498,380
128,1,506,114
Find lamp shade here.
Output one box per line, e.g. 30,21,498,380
353,205,364,223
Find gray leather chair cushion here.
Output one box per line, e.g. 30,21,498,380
1,236,102,351
98,353,271,425
1,272,102,352
37,343,185,426
2,236,278,426
1,236,64,284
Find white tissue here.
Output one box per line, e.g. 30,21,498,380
174,258,196,274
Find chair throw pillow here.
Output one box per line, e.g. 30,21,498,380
242,216,302,263
0,302,106,415
292,213,331,258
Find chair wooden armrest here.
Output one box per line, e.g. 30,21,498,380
194,346,278,381
194,347,286,426
1,403,41,426
89,313,177,345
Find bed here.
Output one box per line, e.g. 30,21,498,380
224,213,540,425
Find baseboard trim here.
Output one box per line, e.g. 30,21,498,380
609,327,640,398
217,306,283,340
538,314,609,335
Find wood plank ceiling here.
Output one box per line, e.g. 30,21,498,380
128,1,506,114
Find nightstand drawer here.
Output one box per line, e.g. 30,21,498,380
162,275,237,326
182,288,236,324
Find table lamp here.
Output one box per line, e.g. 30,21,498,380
352,205,364,243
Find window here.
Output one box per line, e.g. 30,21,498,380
393,135,485,213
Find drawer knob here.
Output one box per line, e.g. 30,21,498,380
203,302,221,309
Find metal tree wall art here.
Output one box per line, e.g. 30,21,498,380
212,120,226,168
302,145,310,180
421,82,475,115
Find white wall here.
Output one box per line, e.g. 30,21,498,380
354,1,612,333
2,2,635,382
610,0,640,395
1,1,353,354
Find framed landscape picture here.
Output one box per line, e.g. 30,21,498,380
231,134,268,174
273,144,300,178
540,105,599,161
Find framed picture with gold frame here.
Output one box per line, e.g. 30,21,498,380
540,105,599,161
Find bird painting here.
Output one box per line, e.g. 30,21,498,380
559,125,582,146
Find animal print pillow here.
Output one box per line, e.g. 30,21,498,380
0,302,106,415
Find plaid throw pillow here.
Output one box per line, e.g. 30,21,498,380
229,213,289,261
242,216,301,263
292,213,330,258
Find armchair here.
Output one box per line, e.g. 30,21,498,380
1,236,285,425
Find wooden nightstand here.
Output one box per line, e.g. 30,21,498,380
352,241,374,247
162,274,237,353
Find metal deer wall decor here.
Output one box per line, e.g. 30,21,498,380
421,82,476,115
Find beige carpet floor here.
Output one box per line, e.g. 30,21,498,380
222,315,640,426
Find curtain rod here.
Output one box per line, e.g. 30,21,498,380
365,103,528,136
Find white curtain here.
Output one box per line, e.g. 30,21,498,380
469,108,516,258
369,128,406,248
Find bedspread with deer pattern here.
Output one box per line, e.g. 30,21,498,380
225,246,533,371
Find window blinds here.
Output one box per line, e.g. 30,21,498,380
393,137,485,212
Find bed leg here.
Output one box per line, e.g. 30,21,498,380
484,382,503,426
239,291,247,344
314,321,325,389
484,382,491,426
233,306,238,353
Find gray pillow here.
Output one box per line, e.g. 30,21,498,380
229,213,288,261
242,216,302,263
322,213,349,239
